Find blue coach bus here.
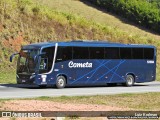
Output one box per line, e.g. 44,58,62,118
10,40,156,88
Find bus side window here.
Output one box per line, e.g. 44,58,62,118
120,48,132,59
132,48,143,59
73,47,89,59
144,48,154,59
56,47,72,62
56,47,63,61
39,58,48,70
89,47,104,59
42,47,54,72
105,48,120,59
62,47,72,60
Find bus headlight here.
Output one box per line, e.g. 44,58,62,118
30,75,35,79
16,74,19,78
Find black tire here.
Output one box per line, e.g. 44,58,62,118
125,74,134,87
39,85,47,88
107,83,117,86
56,76,66,89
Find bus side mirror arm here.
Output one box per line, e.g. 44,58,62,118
10,53,19,62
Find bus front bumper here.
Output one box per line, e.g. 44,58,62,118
17,78,35,84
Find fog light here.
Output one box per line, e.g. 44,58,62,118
41,75,47,83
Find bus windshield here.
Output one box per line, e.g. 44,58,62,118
17,49,39,75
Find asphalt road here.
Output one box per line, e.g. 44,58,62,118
0,81,160,98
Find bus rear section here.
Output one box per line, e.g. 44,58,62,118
53,43,156,88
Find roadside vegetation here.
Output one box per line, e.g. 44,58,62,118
0,92,160,110
0,0,159,83
86,0,160,33
35,92,160,110
36,0,160,40
0,71,16,84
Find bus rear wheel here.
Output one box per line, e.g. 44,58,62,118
125,75,134,87
56,76,66,89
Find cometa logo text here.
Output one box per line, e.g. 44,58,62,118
68,61,92,68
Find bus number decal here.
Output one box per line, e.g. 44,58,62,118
147,60,154,64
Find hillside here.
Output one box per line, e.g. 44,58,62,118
0,0,110,69
0,0,159,82
85,0,160,33
34,0,160,61
36,0,160,40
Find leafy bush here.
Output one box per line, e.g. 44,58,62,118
86,0,160,33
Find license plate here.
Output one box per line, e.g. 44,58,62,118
22,80,26,83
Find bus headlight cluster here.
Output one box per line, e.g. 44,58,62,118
16,74,19,78
30,75,35,79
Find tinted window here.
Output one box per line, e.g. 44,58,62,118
144,48,154,59
56,47,72,62
89,47,104,59
105,48,120,59
73,47,89,59
132,48,143,59
41,47,55,73
120,48,132,59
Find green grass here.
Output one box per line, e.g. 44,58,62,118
35,92,160,110
157,66,160,81
35,0,160,41
0,92,160,111
0,71,16,84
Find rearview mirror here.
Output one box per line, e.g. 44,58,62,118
10,53,19,62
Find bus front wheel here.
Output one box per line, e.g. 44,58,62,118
125,75,134,87
56,76,66,89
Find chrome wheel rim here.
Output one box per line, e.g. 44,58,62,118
58,78,64,87
127,77,133,85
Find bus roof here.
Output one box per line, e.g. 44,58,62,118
22,40,156,49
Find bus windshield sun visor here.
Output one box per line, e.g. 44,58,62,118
10,52,19,62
